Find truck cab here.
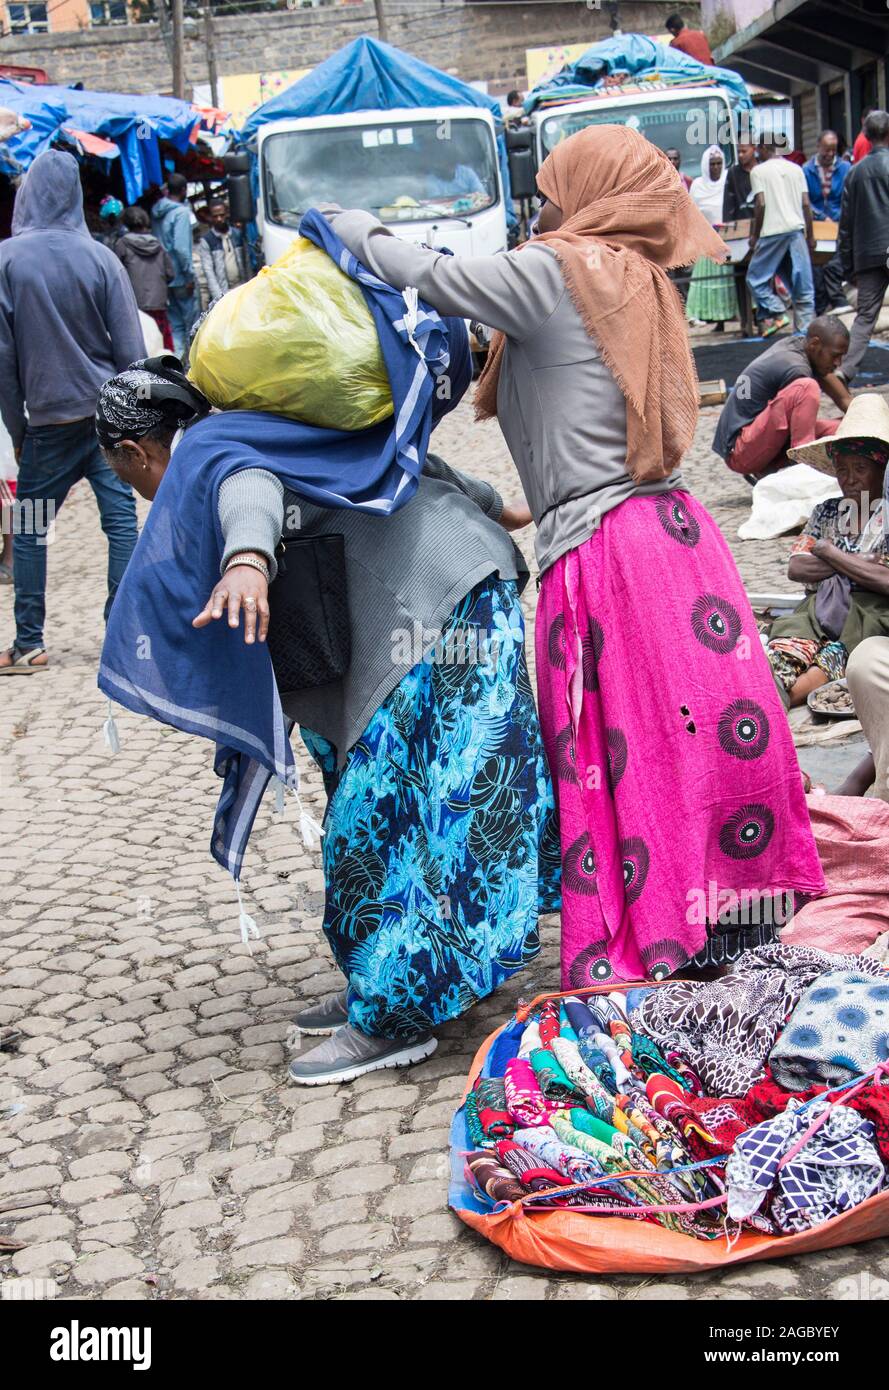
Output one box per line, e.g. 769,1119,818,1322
254,105,507,265
513,83,740,193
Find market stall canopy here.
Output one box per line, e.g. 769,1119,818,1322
525,33,753,113
0,78,202,200
238,35,506,140
236,34,513,218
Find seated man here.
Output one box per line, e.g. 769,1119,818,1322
765,394,889,708
712,315,850,480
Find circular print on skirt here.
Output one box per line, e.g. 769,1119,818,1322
718,697,771,760
655,494,701,547
606,726,628,790
691,593,742,655
582,617,604,692
554,724,578,784
718,803,775,860
563,832,598,895
620,836,650,904
641,938,689,981
548,613,568,671
568,941,614,986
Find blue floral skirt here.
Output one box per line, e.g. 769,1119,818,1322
301,576,561,1040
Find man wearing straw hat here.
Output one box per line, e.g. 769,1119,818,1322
765,393,889,708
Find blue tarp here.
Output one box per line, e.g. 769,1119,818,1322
526,33,753,114
0,79,201,200
238,35,515,225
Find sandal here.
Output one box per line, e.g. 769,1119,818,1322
761,314,790,338
0,644,48,674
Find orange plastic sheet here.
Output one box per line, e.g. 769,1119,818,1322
450,981,889,1275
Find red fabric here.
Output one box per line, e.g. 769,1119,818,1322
853,132,872,164
747,1067,889,1164
782,794,889,955
728,378,839,477
148,308,174,351
670,29,714,65
538,999,560,1048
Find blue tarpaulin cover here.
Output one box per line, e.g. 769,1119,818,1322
238,35,514,223
0,78,200,200
526,34,753,113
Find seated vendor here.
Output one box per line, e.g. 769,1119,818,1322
766,393,889,708
712,315,850,481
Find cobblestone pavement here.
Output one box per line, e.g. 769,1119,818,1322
3,400,887,1303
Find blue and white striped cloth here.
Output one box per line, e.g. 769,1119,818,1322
99,209,465,888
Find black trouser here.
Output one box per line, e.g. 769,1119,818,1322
842,266,889,383
813,250,846,314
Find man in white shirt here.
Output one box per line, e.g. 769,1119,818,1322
746,136,816,336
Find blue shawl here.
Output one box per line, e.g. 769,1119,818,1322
98,209,461,881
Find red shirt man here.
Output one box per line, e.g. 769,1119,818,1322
666,13,715,66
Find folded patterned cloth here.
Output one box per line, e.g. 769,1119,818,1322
464,1089,488,1148
631,1032,691,1090
472,1076,514,1139
726,1098,885,1233
504,1057,566,1127
537,999,561,1048
517,1019,542,1060
748,1065,889,1165
466,1150,526,1204
769,971,889,1091
495,1137,572,1192
529,1046,582,1102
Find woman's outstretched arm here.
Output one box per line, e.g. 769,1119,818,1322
324,208,564,342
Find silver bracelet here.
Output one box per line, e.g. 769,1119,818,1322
224,554,270,583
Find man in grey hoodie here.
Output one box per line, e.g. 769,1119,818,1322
151,172,195,356
0,149,144,673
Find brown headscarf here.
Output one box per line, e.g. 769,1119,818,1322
474,125,729,483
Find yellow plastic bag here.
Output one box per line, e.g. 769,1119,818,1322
188,237,393,431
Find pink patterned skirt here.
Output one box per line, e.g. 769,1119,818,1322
535,491,826,986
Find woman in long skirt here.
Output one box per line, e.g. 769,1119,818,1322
686,146,739,330
324,123,825,985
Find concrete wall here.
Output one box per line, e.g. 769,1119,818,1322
702,0,770,33
0,1,702,95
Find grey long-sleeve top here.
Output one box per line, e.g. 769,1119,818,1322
217,454,525,764
324,209,684,575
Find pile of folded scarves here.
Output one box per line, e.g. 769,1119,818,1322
463,944,889,1240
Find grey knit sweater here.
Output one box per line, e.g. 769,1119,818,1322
217,453,526,764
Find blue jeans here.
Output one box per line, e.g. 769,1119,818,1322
13,419,138,649
168,285,197,358
746,229,815,330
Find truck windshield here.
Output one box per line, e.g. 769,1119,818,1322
540,97,734,180
262,118,499,227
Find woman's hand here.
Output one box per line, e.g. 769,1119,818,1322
193,554,270,644
499,500,533,532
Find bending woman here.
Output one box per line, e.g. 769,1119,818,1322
321,124,825,982
96,364,560,1086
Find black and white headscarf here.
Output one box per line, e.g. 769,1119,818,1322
95,367,211,450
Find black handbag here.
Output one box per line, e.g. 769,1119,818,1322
266,534,351,694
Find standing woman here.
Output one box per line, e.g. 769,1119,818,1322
323,124,825,984
686,146,739,331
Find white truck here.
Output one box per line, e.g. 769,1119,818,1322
231,105,509,266
525,81,741,184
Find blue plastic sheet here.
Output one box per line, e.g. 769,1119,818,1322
238,35,515,225
527,34,753,114
0,78,200,199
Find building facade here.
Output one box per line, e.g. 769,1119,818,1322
0,0,701,94
705,0,889,152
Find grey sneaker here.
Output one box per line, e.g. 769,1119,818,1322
292,989,349,1035
288,1025,437,1086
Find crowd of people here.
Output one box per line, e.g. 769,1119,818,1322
93,172,251,356
1,112,889,1089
